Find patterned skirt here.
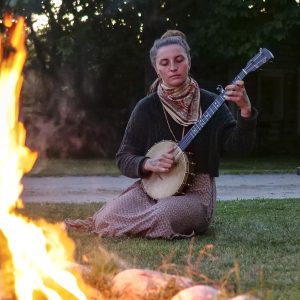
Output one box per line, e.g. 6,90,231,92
65,174,216,239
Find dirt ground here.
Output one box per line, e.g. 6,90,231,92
21,173,300,203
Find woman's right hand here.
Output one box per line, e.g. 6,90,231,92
143,147,175,174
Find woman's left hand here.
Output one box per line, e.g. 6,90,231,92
224,80,251,118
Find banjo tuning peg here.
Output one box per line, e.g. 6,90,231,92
216,85,225,94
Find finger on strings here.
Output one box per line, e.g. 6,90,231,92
235,80,244,88
162,153,173,159
225,84,236,91
161,163,172,169
225,89,236,96
167,145,177,153
161,156,174,164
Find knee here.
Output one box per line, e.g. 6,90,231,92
170,216,208,236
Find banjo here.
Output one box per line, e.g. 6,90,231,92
142,48,274,199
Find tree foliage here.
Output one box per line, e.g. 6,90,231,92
0,0,299,157
187,0,300,61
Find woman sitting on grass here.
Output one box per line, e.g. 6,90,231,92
65,30,257,239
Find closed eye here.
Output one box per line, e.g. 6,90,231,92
159,59,169,66
158,55,186,67
175,55,185,63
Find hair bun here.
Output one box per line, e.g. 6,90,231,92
160,30,187,40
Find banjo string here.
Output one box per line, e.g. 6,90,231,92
174,149,184,161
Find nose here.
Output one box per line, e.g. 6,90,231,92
170,61,178,71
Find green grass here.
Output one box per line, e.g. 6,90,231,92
18,199,300,300
220,156,300,174
29,158,120,176
28,155,300,177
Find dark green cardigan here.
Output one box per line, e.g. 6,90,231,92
116,89,257,178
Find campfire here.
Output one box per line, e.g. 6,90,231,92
0,14,95,300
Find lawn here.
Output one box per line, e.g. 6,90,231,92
18,198,300,300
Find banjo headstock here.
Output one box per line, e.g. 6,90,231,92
243,48,274,74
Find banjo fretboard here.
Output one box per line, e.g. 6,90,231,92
178,48,274,151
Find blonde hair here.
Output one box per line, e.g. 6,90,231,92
149,30,191,68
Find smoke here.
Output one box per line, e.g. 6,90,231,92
20,68,118,159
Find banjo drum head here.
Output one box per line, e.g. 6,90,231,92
141,140,189,199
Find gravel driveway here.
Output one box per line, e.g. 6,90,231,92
21,174,300,203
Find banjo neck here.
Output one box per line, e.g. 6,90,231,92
178,70,246,152
178,48,274,152
178,77,238,151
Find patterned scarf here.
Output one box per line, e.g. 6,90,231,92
149,77,201,126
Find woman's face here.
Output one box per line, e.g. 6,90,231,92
155,44,190,88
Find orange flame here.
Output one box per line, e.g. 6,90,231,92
0,16,96,300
